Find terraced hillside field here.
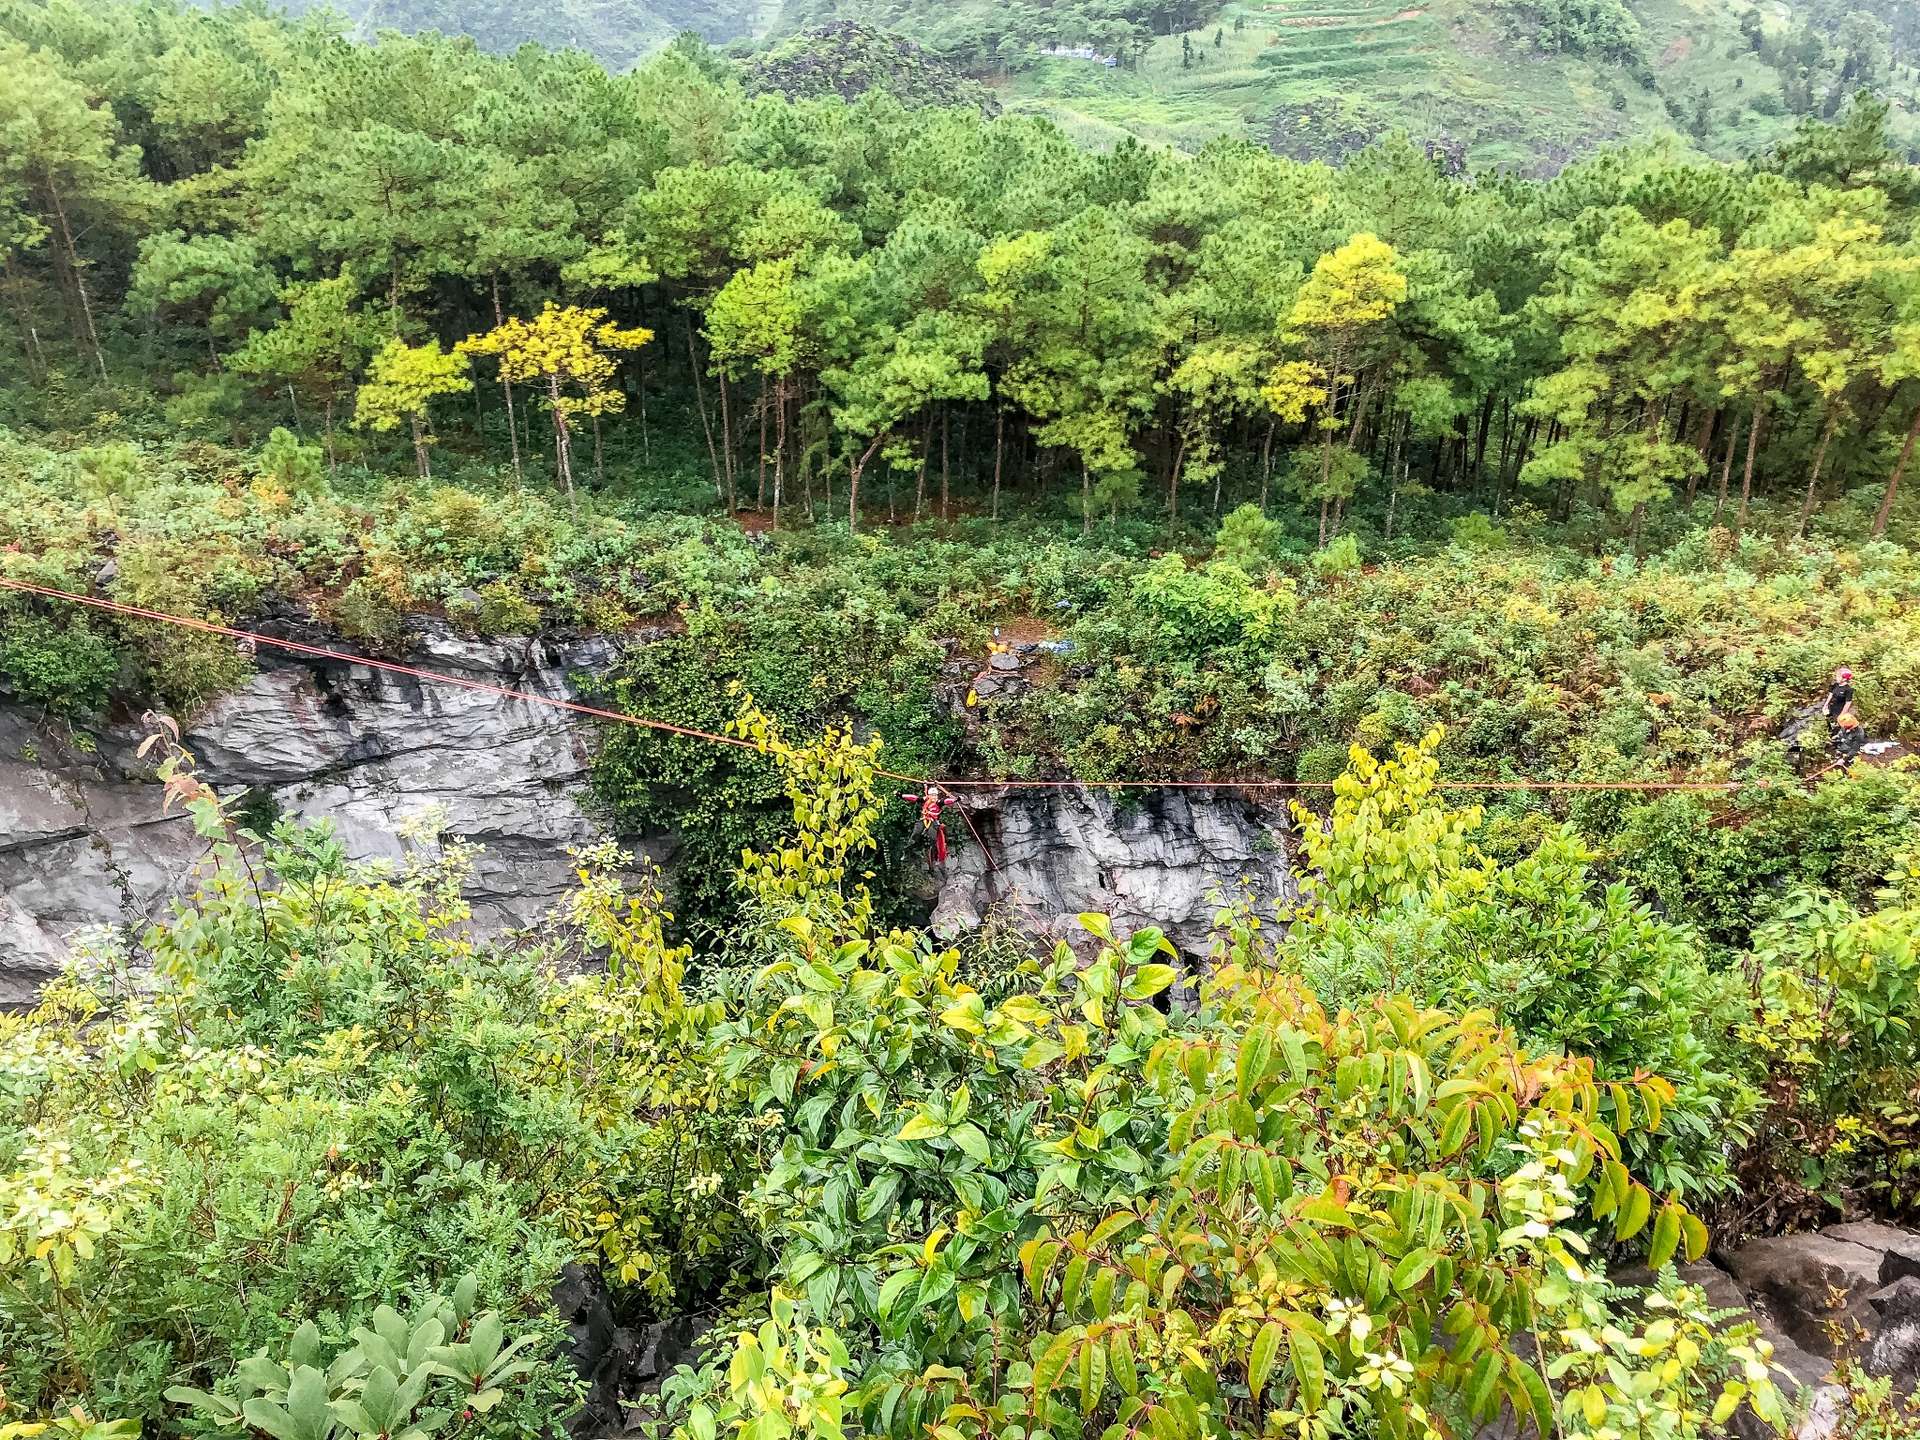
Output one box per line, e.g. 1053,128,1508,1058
998,0,1920,171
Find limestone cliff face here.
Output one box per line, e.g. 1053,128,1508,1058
930,786,1297,962
0,625,644,1002
1,625,1297,1001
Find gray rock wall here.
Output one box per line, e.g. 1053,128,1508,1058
0,625,643,1002
2,627,1302,1001
931,786,1296,961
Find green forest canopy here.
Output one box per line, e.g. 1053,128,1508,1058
6,0,1920,547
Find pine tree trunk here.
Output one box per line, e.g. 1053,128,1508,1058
719,372,736,512
1873,404,1920,540
550,375,576,512
1168,432,1185,517
913,413,931,521
1471,393,1494,482
492,275,521,482
593,412,604,487
410,412,431,478
1687,408,1717,505
1317,495,1328,546
940,405,950,518
637,345,650,464
756,378,768,511
1796,410,1839,538
45,178,107,384
1082,461,1092,536
687,323,720,500
1385,414,1405,541
1492,400,1514,510
991,409,1004,520
1259,420,1274,513
1738,399,1765,533
322,395,337,477
1713,415,1741,525
772,378,786,527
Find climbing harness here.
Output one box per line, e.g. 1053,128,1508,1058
904,785,952,864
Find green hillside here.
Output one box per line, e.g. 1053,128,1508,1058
212,0,1920,167
270,0,774,69
987,0,1920,169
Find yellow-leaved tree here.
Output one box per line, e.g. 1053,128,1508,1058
1262,232,1407,543
459,302,652,506
352,337,472,479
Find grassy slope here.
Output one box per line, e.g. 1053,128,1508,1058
997,0,1920,169
273,0,776,68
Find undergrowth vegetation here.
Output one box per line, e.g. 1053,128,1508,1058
2,704,1914,1439
5,423,1916,944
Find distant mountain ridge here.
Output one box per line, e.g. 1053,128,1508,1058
261,0,1920,171
271,0,769,70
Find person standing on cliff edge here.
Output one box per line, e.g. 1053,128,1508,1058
1824,667,1856,735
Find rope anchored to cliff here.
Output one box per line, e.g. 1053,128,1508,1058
0,576,1819,798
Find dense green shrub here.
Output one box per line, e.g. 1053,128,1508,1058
1271,732,1759,1202
1741,853,1920,1216
7,692,1893,1440
664,701,1774,1440
0,763,759,1427
1611,767,1920,951
0,613,121,714
1499,0,1645,61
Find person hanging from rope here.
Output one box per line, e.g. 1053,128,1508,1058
904,784,952,864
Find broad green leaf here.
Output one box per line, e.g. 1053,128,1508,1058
1614,1183,1652,1243
1291,1334,1324,1414
1033,1333,1077,1400
1248,1320,1284,1400
1648,1204,1683,1267
896,1113,946,1142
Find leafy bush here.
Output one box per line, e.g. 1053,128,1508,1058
1310,530,1363,575
0,691,1841,1440
165,1278,570,1440
1127,555,1292,659
0,756,757,1427
1741,853,1920,1215
1276,731,1759,1201
657,705,1764,1440
1611,768,1920,952
1213,502,1282,570
0,613,121,714
332,575,406,646
258,426,327,498
1499,0,1645,60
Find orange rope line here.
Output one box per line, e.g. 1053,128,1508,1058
0,576,1800,796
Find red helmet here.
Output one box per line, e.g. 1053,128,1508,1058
1837,668,1854,682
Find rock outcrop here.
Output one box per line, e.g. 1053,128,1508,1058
1594,1222,1920,1440
0,623,640,1000
553,1263,715,1438
931,785,1296,962
4,620,1303,1002
1705,1220,1920,1426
